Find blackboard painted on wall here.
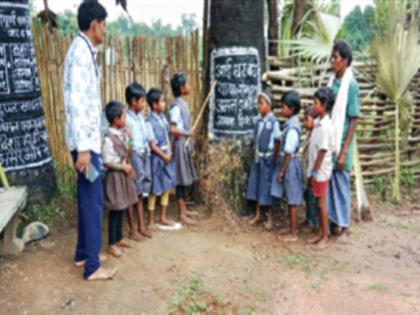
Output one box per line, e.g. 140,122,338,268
0,1,52,172
208,47,261,140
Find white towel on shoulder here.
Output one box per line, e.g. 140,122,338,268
328,67,354,155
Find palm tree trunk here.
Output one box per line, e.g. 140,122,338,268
267,0,279,57
292,0,306,37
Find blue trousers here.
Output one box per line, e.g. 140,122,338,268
71,151,103,279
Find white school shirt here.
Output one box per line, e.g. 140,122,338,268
307,115,334,182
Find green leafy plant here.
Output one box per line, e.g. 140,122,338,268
371,18,420,201
169,277,227,315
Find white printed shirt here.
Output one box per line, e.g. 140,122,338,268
102,128,128,164
64,32,102,153
307,115,334,182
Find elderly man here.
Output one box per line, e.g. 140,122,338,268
327,40,360,242
63,0,116,280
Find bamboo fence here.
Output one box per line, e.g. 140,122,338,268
264,56,420,190
32,21,202,177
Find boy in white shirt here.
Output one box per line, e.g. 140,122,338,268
307,87,335,250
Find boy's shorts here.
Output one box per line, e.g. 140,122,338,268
313,180,329,198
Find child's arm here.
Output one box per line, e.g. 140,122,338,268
170,123,190,138
149,140,171,163
274,139,281,164
273,121,282,164
278,153,291,180
308,149,326,188
278,129,298,180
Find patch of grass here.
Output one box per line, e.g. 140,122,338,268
279,253,318,274
311,280,322,290
369,283,390,293
243,307,257,315
251,288,267,302
20,164,75,228
169,277,228,315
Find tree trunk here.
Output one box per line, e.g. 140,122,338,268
292,0,306,37
0,0,56,203
267,0,279,57
197,0,265,217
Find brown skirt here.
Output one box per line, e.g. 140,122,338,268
104,171,138,211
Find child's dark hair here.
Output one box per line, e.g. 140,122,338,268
147,88,162,109
314,87,335,112
77,0,108,31
333,40,353,66
171,72,188,97
105,101,124,124
125,82,146,105
281,90,301,115
304,106,318,119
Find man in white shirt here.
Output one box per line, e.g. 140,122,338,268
63,1,116,280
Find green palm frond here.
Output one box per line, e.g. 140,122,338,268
371,19,420,201
290,13,343,63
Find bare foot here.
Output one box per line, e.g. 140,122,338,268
278,227,289,235
306,233,322,244
264,219,273,230
129,231,144,242
117,239,132,248
159,218,176,226
180,215,197,225
336,232,350,244
87,267,118,281
185,209,199,217
139,228,153,238
249,215,263,226
74,254,107,267
107,245,123,258
279,234,298,243
311,238,329,250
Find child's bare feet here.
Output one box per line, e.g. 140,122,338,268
129,230,144,242
185,209,199,217
74,254,107,267
306,233,322,245
180,215,197,225
279,234,298,243
117,239,132,248
278,227,289,235
160,217,176,226
264,219,273,230
248,214,263,225
87,267,118,281
311,238,329,250
139,228,152,238
107,245,123,258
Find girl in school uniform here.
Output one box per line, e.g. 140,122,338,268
169,72,199,225
146,88,176,227
271,91,304,242
102,101,138,258
247,91,281,229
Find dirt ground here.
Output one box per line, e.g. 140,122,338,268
1,199,420,315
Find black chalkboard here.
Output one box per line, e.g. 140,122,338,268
0,1,52,171
208,47,261,140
